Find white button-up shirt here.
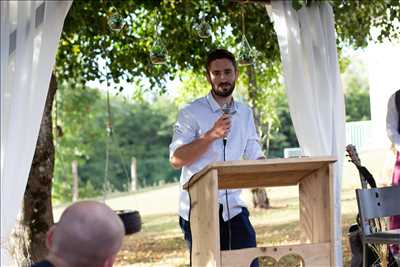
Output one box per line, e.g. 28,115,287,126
170,92,264,221
387,91,400,151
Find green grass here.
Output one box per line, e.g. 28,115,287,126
116,213,358,266
115,192,359,266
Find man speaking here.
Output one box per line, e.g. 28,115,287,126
170,49,264,267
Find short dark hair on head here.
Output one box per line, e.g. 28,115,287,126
206,49,236,73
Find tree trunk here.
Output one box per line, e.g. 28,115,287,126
246,65,270,209
21,73,57,262
251,188,270,209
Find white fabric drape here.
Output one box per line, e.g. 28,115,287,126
270,1,345,266
1,1,72,264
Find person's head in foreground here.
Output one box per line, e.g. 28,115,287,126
41,201,124,267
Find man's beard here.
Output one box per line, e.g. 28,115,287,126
211,82,235,97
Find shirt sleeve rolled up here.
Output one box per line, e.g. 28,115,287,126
169,108,198,159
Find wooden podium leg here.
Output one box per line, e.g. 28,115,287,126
299,165,333,264
189,169,221,267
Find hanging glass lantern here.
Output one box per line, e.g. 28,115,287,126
237,34,254,66
196,17,211,39
150,20,167,65
195,1,211,39
108,12,125,32
150,38,167,65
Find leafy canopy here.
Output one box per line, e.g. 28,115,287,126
58,0,400,91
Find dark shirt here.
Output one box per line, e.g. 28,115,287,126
31,260,54,267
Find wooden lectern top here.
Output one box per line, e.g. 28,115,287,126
183,156,336,190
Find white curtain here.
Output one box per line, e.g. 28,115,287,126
270,1,345,266
1,1,72,265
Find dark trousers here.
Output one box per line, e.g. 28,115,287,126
179,206,259,267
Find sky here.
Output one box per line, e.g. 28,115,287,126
86,62,180,101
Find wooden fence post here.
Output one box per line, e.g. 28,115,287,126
72,160,79,202
130,157,137,192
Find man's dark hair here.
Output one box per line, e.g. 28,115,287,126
206,49,237,73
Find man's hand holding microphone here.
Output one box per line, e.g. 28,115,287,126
207,103,232,143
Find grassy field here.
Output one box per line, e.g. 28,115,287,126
114,188,360,267
112,148,395,266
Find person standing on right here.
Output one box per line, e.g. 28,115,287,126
385,89,400,261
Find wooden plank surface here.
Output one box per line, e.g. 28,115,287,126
217,169,315,189
189,169,221,267
328,164,336,267
183,156,336,189
220,242,331,267
299,165,332,243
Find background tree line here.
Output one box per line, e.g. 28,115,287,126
52,82,180,203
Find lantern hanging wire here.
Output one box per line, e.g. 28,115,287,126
237,5,254,66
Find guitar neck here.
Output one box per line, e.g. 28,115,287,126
356,165,377,189
359,170,369,189
346,144,374,189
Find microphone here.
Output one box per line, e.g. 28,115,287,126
222,103,231,116
222,103,232,145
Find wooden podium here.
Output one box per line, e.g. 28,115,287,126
183,156,337,267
